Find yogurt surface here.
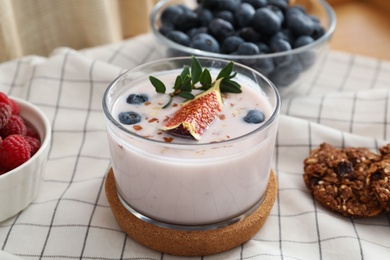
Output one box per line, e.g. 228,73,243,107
112,69,273,144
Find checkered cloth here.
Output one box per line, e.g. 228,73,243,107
1,33,390,260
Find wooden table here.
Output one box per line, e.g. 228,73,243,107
328,0,390,60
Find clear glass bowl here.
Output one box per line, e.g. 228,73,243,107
150,0,336,96
102,57,280,228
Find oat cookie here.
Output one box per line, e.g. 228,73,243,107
303,143,382,217
368,144,390,211
379,144,390,158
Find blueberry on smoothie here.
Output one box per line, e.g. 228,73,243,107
118,111,141,125
126,94,149,104
244,110,265,124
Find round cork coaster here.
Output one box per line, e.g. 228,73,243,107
105,168,278,256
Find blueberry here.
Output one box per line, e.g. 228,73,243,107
221,36,244,54
312,27,325,40
256,42,271,53
269,30,292,48
158,23,174,36
118,111,141,125
253,57,275,76
294,35,314,48
252,8,282,35
177,4,194,15
215,10,235,26
235,42,260,66
235,3,255,28
309,14,320,24
190,33,220,53
187,27,208,39
237,42,260,55
161,5,184,25
187,26,208,39
242,0,267,9
268,60,302,87
174,11,202,32
208,18,235,41
286,12,315,36
271,39,293,66
297,51,316,70
311,21,326,40
243,110,265,124
195,7,214,26
237,27,261,43
198,0,219,10
165,30,190,46
217,0,240,12
265,5,284,24
288,5,307,15
126,94,149,104
268,0,289,12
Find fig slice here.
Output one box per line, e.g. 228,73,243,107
161,78,223,140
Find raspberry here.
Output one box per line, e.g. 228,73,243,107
0,114,27,138
0,134,31,171
26,126,40,139
0,102,12,129
0,92,43,174
0,92,19,115
24,136,41,156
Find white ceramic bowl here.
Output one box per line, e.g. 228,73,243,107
0,97,51,222
150,0,336,95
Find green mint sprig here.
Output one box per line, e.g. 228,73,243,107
149,56,241,108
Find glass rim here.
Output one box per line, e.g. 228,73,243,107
102,56,281,148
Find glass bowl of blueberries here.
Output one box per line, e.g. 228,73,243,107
150,0,336,95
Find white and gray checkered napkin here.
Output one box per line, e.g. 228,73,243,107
0,34,390,259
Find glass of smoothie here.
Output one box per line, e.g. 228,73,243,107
102,56,280,228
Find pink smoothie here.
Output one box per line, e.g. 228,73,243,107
105,68,279,225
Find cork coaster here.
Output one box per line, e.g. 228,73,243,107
105,168,278,256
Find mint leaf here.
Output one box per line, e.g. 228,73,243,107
191,56,202,85
180,65,190,81
150,57,241,108
178,91,195,100
220,79,242,93
174,75,182,90
199,68,212,86
149,76,166,93
217,61,234,79
181,75,192,92
224,71,237,80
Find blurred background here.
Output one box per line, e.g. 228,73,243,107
0,0,159,62
0,0,389,62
